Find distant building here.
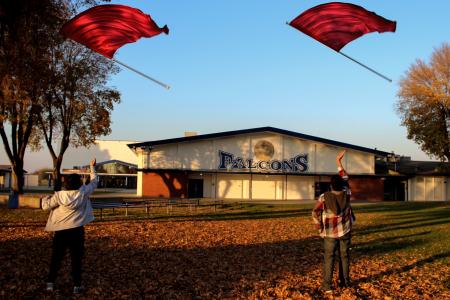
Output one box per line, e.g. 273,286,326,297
46,140,139,189
378,157,450,201
63,160,137,189
0,165,12,189
0,166,34,189
128,127,450,202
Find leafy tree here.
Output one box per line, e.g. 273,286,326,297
397,43,450,162
36,40,120,191
0,0,64,194
1,0,119,195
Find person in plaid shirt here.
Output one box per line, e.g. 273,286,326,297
312,150,355,293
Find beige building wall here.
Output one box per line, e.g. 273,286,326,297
286,176,315,200
136,131,379,200
216,174,250,200
211,173,315,200
143,132,375,175
408,176,448,201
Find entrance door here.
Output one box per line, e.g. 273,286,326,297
384,179,406,201
188,179,204,198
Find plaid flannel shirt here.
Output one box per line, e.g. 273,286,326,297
312,168,355,238
313,190,354,238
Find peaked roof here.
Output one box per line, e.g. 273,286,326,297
128,127,389,156
75,159,137,169
395,160,450,176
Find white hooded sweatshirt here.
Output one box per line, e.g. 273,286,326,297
42,167,97,231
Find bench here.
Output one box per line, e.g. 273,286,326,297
92,198,223,219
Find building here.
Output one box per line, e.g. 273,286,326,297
62,159,137,189
382,158,450,201
0,166,35,189
0,165,12,189
128,127,411,201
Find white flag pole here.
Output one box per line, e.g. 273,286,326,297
112,58,171,90
286,22,392,83
337,51,392,82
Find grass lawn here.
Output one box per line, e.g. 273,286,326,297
0,201,449,299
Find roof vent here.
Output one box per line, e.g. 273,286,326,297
184,131,197,137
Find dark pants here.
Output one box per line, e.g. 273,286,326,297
322,232,351,290
47,226,85,286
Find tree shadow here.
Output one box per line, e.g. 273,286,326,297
353,202,450,214
92,207,313,223
353,251,450,284
353,231,432,249
0,234,323,298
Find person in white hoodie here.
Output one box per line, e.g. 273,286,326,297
41,158,97,294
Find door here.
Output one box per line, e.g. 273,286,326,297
188,179,204,198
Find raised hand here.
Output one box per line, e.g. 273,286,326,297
336,150,347,162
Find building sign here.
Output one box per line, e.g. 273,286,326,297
218,150,308,172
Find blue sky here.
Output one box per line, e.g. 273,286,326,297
78,1,450,161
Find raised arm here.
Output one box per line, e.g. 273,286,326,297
83,158,98,195
336,150,348,180
337,150,353,206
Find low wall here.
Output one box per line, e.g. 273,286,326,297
0,195,8,205
0,194,42,208
19,195,42,208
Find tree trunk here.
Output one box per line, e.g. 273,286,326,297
11,167,24,194
52,157,63,191
8,164,24,209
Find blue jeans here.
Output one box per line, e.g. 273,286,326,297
322,232,351,290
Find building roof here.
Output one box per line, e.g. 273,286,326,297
0,165,27,173
127,126,390,156
73,159,137,170
395,160,450,176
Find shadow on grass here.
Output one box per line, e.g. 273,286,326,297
353,202,450,214
354,238,427,256
356,218,450,236
0,234,324,299
353,231,432,249
1,221,443,299
92,208,313,223
354,251,450,285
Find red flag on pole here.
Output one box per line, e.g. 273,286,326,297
60,4,169,59
289,2,396,52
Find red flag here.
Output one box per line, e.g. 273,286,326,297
289,2,396,51
60,4,169,59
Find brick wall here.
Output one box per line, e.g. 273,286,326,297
141,171,188,198
349,177,384,201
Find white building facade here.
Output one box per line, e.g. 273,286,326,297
129,127,394,201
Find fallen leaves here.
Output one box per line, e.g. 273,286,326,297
0,204,449,299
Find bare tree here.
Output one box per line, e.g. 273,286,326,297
0,0,63,195
37,41,120,191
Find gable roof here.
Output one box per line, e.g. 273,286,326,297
75,159,137,169
394,160,450,176
128,126,389,156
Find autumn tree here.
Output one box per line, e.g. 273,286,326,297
1,0,119,197
397,43,450,162
37,40,120,191
0,0,64,195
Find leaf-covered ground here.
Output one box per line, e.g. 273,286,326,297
1,202,449,299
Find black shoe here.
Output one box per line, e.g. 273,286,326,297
73,286,84,294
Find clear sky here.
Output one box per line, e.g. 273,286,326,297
2,1,450,172
104,0,449,161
